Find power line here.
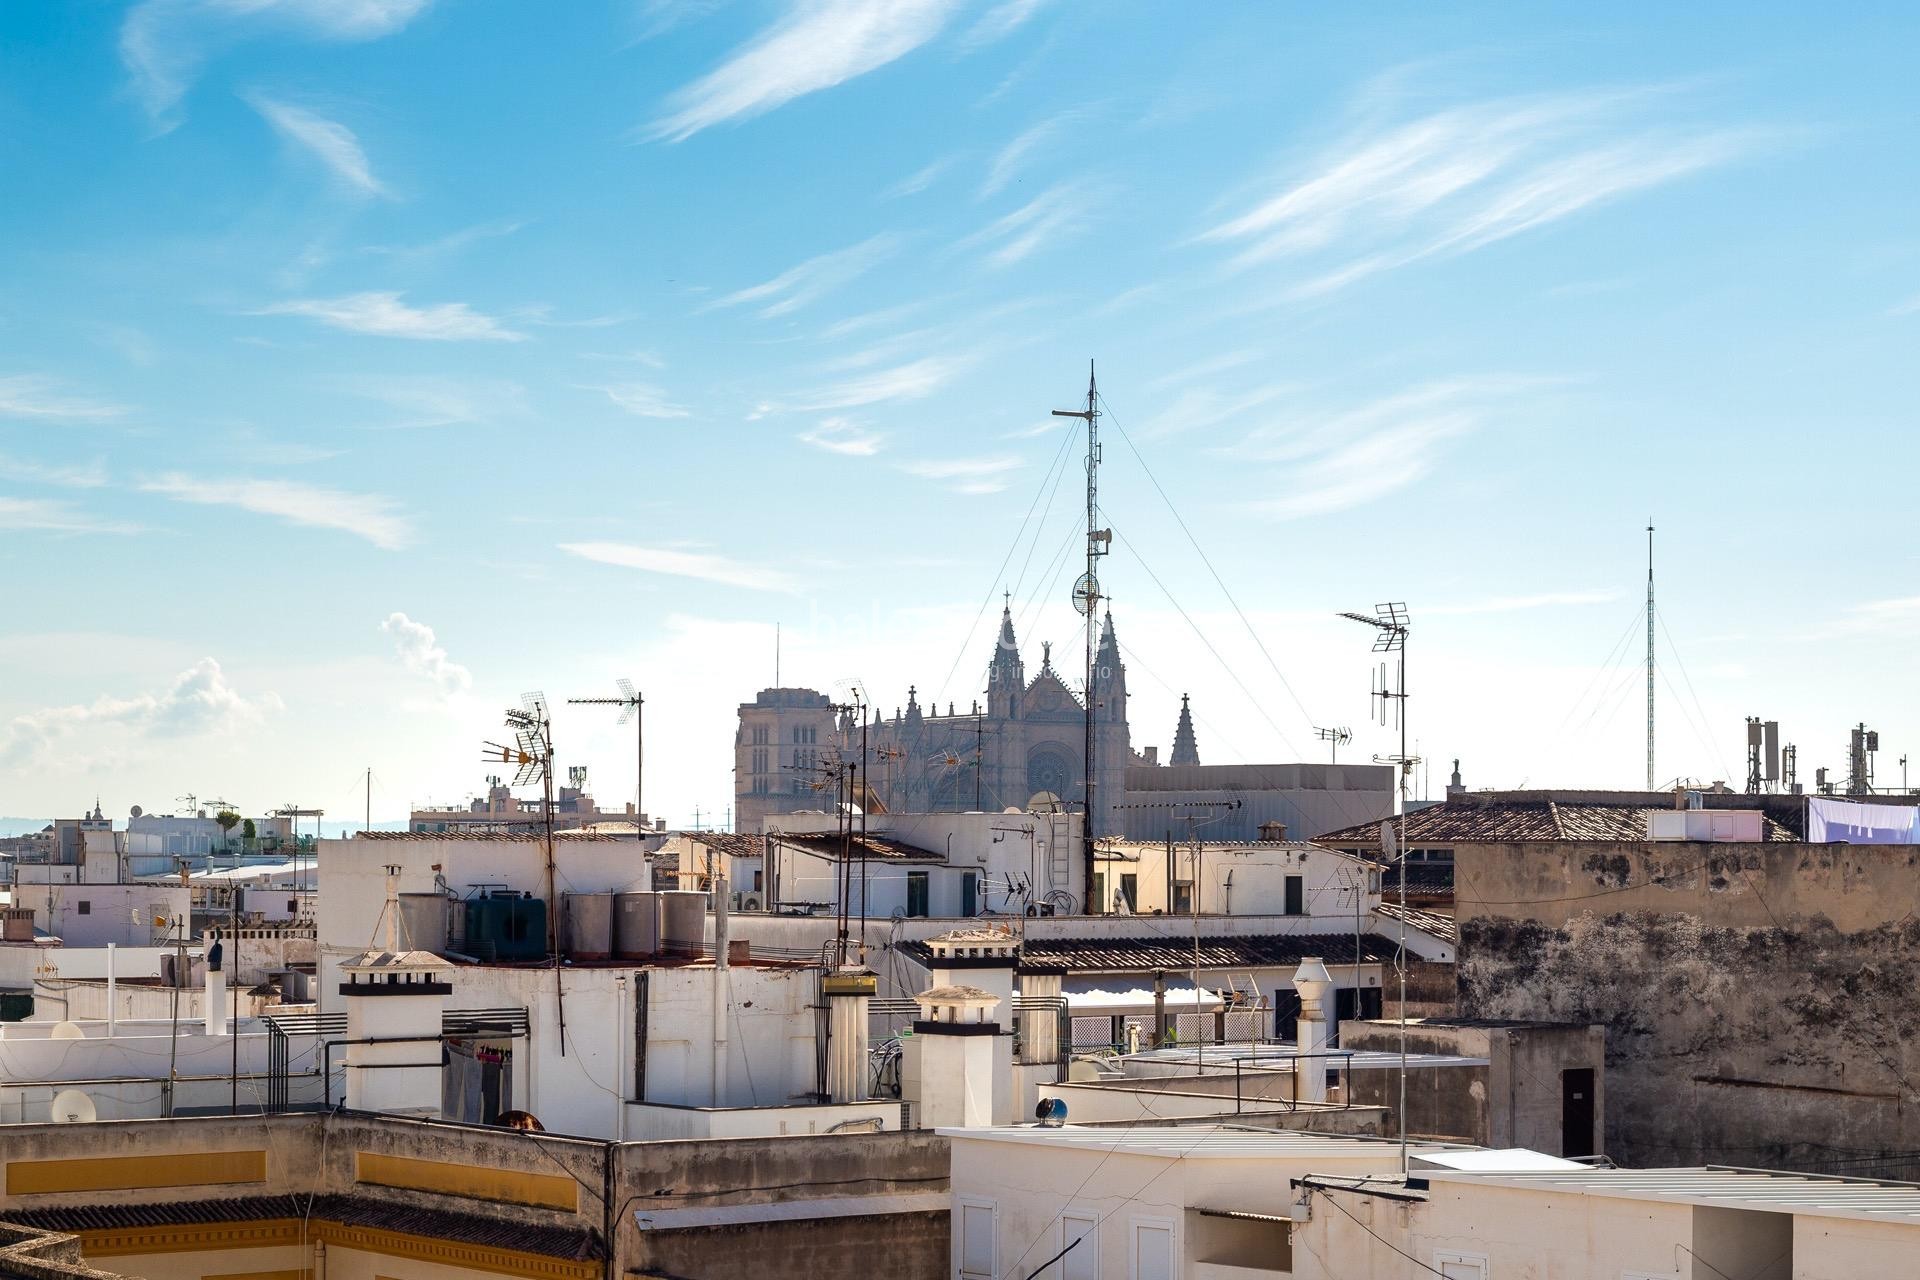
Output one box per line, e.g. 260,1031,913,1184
1309,1186,1452,1278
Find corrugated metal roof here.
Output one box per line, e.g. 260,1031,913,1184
1430,1166,1920,1225
775,833,942,861
1374,902,1457,945
957,932,1398,974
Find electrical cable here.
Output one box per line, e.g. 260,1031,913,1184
1097,390,1319,733
1308,1185,1452,1278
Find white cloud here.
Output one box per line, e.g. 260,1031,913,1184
960,0,1048,48
899,453,1021,493
784,355,968,412
381,612,471,695
711,234,901,319
253,292,525,341
1228,377,1540,520
881,156,955,200
121,0,432,128
798,418,883,456
0,453,109,488
0,498,139,535
247,95,386,195
981,118,1061,198
648,0,963,142
560,541,799,593
1139,383,1292,440
342,374,528,427
957,184,1095,267
140,473,413,548
1,658,282,767
0,375,125,422
591,383,691,419
1202,89,1759,295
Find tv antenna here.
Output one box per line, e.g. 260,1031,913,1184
484,691,565,1050
1052,360,1110,912
568,678,644,838
1313,726,1352,763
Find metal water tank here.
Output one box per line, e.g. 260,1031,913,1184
563,892,614,960
657,889,707,959
614,891,658,960
397,892,450,954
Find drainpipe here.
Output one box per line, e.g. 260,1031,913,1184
105,944,116,1039
613,974,628,1140
711,873,729,1106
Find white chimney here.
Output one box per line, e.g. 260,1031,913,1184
203,928,227,1037
907,984,1000,1129
824,965,875,1102
1292,956,1334,1104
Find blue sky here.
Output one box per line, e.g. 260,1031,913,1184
3,1,1918,829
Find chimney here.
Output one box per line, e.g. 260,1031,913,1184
204,928,227,1037
1018,965,1064,1066
1291,957,1334,1104
906,983,1001,1128
1258,820,1288,843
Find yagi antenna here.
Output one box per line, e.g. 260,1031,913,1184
569,678,645,835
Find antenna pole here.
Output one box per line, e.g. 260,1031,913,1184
1646,521,1655,790
637,693,645,837
1052,361,1106,912
365,767,371,833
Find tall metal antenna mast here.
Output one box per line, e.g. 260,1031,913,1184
1646,521,1655,790
1053,361,1110,912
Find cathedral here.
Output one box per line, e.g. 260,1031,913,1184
734,602,1137,835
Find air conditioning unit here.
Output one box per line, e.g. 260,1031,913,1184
739,894,764,912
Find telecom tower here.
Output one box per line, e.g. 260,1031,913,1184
1646,522,1656,791
1052,363,1109,912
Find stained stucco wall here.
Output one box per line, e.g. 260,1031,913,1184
1455,840,1920,1169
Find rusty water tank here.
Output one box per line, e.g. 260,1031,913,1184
614,891,658,960
562,892,615,960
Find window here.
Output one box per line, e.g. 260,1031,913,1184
1060,1211,1096,1280
76,901,90,915
958,1197,997,1279
1434,1250,1488,1280
1128,1215,1175,1280
287,898,299,914
1171,881,1193,914
1119,873,1138,912
1284,874,1305,915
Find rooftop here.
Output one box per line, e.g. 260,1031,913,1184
933,932,1398,974
1319,794,1802,845
773,832,943,862
1430,1165,1920,1226
940,1124,1469,1160
1097,839,1384,868
346,830,642,842
670,831,763,856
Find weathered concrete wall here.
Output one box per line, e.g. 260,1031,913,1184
635,1210,948,1280
1456,840,1920,1169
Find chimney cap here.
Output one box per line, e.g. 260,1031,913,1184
1292,956,1334,989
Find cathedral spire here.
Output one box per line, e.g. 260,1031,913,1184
988,592,1025,718
1170,693,1200,766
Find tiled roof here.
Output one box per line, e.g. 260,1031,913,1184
670,832,763,856
1319,800,1801,845
774,833,942,861
3,1195,600,1261
1374,902,1457,945
904,932,1398,974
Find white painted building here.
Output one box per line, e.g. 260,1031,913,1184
1096,838,1382,920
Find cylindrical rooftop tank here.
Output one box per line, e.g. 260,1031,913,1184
563,892,615,960
397,892,450,954
614,891,658,960
656,889,707,959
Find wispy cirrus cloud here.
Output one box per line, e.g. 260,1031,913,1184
798,418,883,456
711,234,901,319
342,374,528,427
1139,383,1293,440
561,541,799,593
647,0,963,142
881,157,955,200
121,0,432,129
1225,376,1545,519
0,375,125,422
0,453,109,488
899,454,1021,494
246,94,386,195
960,0,1049,49
0,498,139,535
1,658,281,767
253,292,526,341
786,354,969,411
589,383,691,419
139,473,413,548
980,110,1090,198
958,183,1097,267
381,612,471,695
1202,88,1762,296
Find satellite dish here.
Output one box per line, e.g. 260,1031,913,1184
49,1022,84,1041
51,1089,96,1123
1380,824,1399,862
130,805,144,818
1071,573,1100,616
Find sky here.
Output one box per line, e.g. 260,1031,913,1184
3,2,1918,831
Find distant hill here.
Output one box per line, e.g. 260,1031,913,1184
0,818,52,838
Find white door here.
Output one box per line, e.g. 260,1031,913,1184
1130,1217,1175,1280
1435,1252,1488,1280
1061,1212,1096,1280
959,1198,996,1279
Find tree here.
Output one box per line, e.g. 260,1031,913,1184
215,811,240,835
241,818,256,841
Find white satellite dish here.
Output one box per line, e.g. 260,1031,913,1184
49,1021,84,1041
51,1089,96,1123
